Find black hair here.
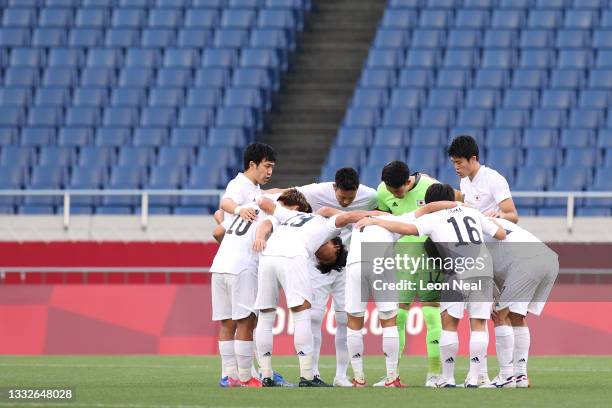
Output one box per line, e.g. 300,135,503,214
447,135,479,161
243,142,276,171
317,237,347,274
424,183,455,204
334,167,360,191
381,161,410,189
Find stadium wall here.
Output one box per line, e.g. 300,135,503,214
1,216,611,355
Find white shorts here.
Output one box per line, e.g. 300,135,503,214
441,301,492,320
211,269,258,321
345,262,398,317
254,255,312,309
497,254,559,316
310,266,346,313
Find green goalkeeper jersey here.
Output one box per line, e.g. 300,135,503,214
376,173,439,244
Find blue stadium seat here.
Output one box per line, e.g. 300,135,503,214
559,49,593,69
202,48,239,68
466,89,500,109
486,147,521,168
375,29,410,48
520,49,555,69
484,28,518,49
42,67,77,87
179,107,216,127
351,88,388,108
531,108,567,128
525,147,561,168
0,28,31,47
597,129,612,148
436,68,471,88
185,9,220,28
224,88,266,110
170,128,206,147
105,28,140,47
481,49,516,68
74,88,109,108
556,29,590,48
142,28,176,48
39,8,73,28
187,88,223,107
214,28,249,48
550,68,585,89
250,28,290,50
398,68,435,88
522,129,558,148
419,9,453,29
373,128,407,147
519,29,554,48
389,88,425,108
0,128,18,146
32,28,67,47
412,128,444,147
27,107,62,127
569,108,604,128
132,127,168,148
326,146,367,169
456,108,492,127
258,9,297,30
232,67,272,89
427,89,462,108
5,67,39,87
110,88,146,107
593,29,612,48
48,48,84,67
0,88,31,107
407,147,441,171
3,8,37,28
382,108,419,128
411,29,445,48
156,68,192,87
448,29,480,48
58,127,93,147
503,89,538,108
149,8,183,28
197,146,240,170
221,9,257,28
405,49,441,68
335,128,372,147
139,107,176,127
564,9,597,29
10,48,44,67
343,108,380,128
208,128,249,148
80,67,116,87
494,108,530,128
381,9,418,28
366,147,406,167
560,129,594,148
456,9,490,29
69,28,104,47
112,8,146,28
491,9,525,29
148,88,185,107
564,147,599,167
65,107,101,127
443,49,479,68
527,9,562,29
486,128,521,148
21,127,56,146
39,146,75,167
474,68,510,88
25,165,68,205
588,69,612,88
178,28,214,48
512,68,548,88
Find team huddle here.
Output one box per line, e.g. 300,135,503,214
210,136,559,389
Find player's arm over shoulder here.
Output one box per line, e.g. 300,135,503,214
477,211,507,240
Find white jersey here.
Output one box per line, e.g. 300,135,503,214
222,172,262,218
346,213,414,265
298,182,377,244
263,206,342,258
297,182,377,211
210,203,277,274
485,218,556,280
460,165,512,214
413,206,499,279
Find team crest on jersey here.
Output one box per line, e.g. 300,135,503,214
417,199,425,206
474,194,481,201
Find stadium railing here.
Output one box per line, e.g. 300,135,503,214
0,189,611,232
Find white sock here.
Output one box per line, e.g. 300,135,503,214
251,330,260,378
255,311,276,379
468,331,489,381
481,324,489,379
310,308,324,378
382,326,400,381
234,340,254,382
347,328,364,381
439,330,458,384
334,311,349,379
495,325,515,379
513,326,530,377
218,340,237,379
292,309,314,380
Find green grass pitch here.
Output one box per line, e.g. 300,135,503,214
0,355,610,408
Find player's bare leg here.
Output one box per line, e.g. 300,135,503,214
218,319,239,387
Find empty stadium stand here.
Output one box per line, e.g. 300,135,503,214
324,0,612,216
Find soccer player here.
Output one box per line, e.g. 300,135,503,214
448,134,519,383
357,184,506,388
448,135,518,223
220,142,277,222
252,197,380,387
210,189,310,387
484,218,559,388
376,161,459,386
343,200,459,388
267,167,377,387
